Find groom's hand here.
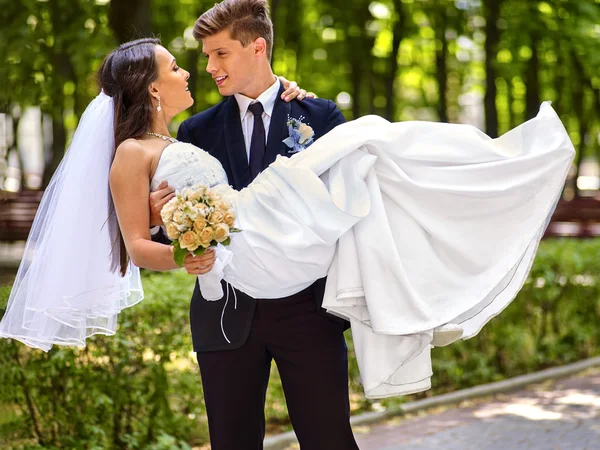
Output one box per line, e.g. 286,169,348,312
149,180,175,227
183,248,216,275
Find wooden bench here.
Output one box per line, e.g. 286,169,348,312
1,190,599,241
543,197,600,238
0,189,44,242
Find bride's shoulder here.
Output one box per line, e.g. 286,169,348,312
115,138,156,160
112,139,153,170
116,138,146,154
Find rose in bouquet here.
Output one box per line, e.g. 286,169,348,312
160,184,241,267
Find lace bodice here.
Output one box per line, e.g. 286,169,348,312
150,142,229,192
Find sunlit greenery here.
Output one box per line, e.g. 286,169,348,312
1,239,599,448
2,0,600,188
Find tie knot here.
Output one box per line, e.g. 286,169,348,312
248,102,264,117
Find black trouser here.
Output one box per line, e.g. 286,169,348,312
196,294,359,450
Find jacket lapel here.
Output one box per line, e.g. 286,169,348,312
263,85,291,168
223,97,252,189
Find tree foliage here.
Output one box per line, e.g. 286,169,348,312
2,0,600,189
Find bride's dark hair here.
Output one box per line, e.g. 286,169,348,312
97,38,161,276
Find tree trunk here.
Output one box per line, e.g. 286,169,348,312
384,0,407,121
44,3,79,187
483,0,501,137
351,57,362,119
270,0,282,64
43,107,66,189
576,119,587,175
345,2,373,119
553,40,563,113
370,75,378,115
525,31,541,120
435,9,449,123
507,77,516,129
108,0,153,43
571,88,587,192
570,51,587,196
571,49,600,181
284,0,303,78
41,51,76,187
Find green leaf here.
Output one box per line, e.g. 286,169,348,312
192,246,207,256
220,237,231,246
172,242,188,267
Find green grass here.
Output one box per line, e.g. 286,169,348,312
0,284,10,318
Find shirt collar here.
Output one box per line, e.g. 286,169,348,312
234,77,281,122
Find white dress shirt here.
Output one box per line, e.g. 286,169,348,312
234,77,281,162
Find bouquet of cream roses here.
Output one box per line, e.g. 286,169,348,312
160,184,241,268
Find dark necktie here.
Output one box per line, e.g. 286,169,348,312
248,101,266,180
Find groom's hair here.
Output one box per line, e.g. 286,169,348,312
193,0,274,61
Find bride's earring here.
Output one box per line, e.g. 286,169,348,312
157,95,162,112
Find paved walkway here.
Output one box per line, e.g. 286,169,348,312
354,369,600,450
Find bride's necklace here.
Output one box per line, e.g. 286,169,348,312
146,131,178,143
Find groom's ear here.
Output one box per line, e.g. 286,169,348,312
253,37,267,58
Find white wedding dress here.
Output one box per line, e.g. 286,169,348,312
150,103,574,398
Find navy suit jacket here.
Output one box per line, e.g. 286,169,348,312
177,85,347,351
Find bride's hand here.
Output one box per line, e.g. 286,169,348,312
183,248,216,275
278,76,316,102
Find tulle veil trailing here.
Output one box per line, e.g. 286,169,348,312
0,92,143,352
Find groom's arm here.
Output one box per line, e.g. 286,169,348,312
177,120,192,144
324,100,346,133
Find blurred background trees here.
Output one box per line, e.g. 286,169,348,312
2,0,600,193
2,2,600,448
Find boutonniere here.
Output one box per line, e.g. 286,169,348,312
282,115,315,153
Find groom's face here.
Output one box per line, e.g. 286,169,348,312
202,30,259,97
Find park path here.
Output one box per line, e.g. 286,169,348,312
354,368,600,450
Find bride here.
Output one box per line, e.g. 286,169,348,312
0,39,575,398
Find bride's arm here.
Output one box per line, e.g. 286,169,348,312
109,139,182,271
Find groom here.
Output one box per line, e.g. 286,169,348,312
150,0,358,448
